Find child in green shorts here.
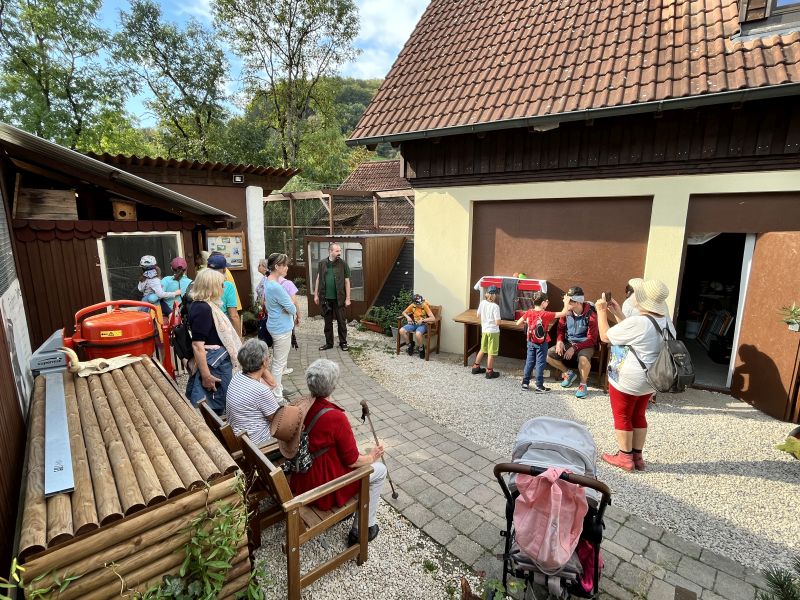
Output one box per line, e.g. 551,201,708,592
472,285,501,379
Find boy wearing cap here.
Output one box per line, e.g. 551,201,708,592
547,285,599,399
207,253,242,338
471,285,501,378
160,256,192,316
400,293,435,358
516,291,572,392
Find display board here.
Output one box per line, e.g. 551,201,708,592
206,231,247,270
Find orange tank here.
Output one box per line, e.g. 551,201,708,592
71,301,158,360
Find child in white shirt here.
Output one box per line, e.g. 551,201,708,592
472,286,502,379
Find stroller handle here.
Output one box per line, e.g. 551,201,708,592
493,462,612,504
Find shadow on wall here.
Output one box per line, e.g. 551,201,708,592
731,343,787,419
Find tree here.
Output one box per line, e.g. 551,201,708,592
116,0,228,160
214,0,360,168
0,0,126,149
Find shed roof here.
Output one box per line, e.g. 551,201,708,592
339,160,409,192
0,123,234,224
85,152,299,179
349,0,800,144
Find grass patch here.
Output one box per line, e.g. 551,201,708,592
423,558,439,573
347,344,366,360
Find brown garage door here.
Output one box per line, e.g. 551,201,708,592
731,232,800,422
471,197,653,357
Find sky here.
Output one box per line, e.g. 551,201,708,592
98,0,429,123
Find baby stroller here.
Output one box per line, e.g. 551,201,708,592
493,417,612,599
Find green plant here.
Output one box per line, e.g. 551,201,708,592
422,558,438,573
0,558,24,600
779,303,800,326
757,556,800,600
364,289,413,334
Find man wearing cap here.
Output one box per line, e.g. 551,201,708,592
547,285,599,399
160,257,192,317
314,242,351,351
207,253,242,338
400,293,436,359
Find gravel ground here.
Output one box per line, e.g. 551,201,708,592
255,502,481,599
336,333,799,571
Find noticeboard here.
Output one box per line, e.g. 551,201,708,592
206,231,247,270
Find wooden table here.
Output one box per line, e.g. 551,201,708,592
453,309,524,366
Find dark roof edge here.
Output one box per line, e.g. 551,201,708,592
347,83,800,147
0,123,234,219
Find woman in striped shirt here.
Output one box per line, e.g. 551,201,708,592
226,339,280,445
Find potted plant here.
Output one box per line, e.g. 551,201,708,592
361,290,413,336
361,306,390,333
779,302,800,332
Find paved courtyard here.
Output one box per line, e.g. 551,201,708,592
278,327,772,600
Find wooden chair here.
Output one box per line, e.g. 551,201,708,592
199,400,241,453
239,434,374,600
395,304,442,361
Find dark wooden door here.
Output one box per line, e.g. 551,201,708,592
731,232,800,422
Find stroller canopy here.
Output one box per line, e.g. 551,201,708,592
512,417,597,477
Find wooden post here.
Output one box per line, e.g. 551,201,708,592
130,362,220,481
286,509,301,600
63,372,99,536
22,478,237,579
373,193,379,232
289,194,296,264
18,377,46,561
110,369,185,498
121,366,203,489
357,474,369,566
74,377,124,525
87,375,146,515
98,372,166,506
140,359,236,475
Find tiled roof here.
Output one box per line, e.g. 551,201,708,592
338,160,409,191
350,0,800,142
86,152,299,178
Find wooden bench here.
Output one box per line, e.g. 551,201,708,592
239,434,373,600
453,309,608,390
395,304,442,360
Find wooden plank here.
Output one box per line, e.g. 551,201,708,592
18,377,47,561
63,372,98,536
14,188,77,220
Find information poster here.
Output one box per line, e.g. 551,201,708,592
206,231,247,270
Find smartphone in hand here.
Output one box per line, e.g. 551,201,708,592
604,291,613,303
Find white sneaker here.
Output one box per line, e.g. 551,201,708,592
283,368,294,375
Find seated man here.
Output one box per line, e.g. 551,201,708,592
226,338,280,445
546,286,598,399
400,293,435,359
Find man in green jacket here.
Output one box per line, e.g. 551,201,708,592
314,242,351,351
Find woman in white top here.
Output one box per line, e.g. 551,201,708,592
596,278,675,472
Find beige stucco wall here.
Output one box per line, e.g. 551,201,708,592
414,170,800,354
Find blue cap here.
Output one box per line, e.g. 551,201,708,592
487,285,500,294
207,254,227,270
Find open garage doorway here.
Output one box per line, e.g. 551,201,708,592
676,233,750,389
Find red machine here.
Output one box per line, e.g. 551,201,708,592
63,300,175,377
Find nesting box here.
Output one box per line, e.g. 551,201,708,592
112,200,137,221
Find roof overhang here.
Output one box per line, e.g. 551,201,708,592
347,83,800,147
0,123,236,228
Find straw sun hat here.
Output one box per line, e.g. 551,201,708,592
269,396,315,458
628,278,669,316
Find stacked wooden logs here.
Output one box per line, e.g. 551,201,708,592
18,358,246,599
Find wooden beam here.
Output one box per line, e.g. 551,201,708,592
375,189,415,199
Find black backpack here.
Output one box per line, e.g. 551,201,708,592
629,315,695,393
281,408,332,474
171,282,194,360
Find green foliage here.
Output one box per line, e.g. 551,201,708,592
0,558,24,599
213,0,360,168
365,289,412,334
756,556,800,600
115,0,228,160
480,577,524,599
0,0,127,149
779,302,800,326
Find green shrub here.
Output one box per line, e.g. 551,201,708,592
364,289,412,334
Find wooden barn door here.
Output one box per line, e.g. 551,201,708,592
731,232,800,422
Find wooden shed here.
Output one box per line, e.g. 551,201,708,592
18,357,247,598
305,235,408,319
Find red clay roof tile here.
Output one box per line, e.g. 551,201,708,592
351,0,800,142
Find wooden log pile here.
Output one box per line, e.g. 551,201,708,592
18,357,246,599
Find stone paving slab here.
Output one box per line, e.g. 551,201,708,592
284,332,768,599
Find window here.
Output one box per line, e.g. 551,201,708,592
306,241,364,302
739,0,800,32
98,232,184,301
